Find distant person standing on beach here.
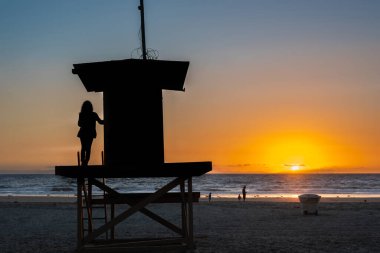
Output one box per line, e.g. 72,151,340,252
242,185,247,201
77,100,104,166
238,194,241,201
208,192,212,202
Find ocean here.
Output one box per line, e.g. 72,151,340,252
1,173,380,199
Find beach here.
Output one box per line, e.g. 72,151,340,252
1,196,380,253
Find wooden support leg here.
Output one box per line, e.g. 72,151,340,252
77,177,84,249
180,179,188,240
188,177,194,249
82,179,92,235
88,179,93,234
111,204,115,240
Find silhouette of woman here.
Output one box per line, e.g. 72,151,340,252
77,100,104,166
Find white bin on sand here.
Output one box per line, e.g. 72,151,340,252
298,194,321,215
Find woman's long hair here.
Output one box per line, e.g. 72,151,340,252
81,100,93,114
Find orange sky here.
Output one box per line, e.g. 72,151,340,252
0,1,379,173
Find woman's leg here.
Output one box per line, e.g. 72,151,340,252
80,137,93,165
84,138,93,165
80,138,86,165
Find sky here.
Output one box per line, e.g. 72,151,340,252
0,0,379,174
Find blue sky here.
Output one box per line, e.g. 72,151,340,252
1,0,380,173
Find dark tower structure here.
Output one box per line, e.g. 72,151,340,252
72,59,189,168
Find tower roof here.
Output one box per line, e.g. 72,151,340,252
72,59,189,92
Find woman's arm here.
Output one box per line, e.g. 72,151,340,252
95,113,104,125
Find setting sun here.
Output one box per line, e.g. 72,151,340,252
290,165,300,171
247,131,334,173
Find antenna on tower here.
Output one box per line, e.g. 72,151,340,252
138,0,147,60
132,0,158,60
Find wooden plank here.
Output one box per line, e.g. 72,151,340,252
81,243,188,253
81,237,188,253
91,237,185,244
91,192,200,204
55,161,212,178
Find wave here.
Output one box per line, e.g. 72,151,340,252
2,174,380,196
51,187,74,192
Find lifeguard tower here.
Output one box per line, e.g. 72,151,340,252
55,1,212,252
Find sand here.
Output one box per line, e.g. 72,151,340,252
1,196,380,253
